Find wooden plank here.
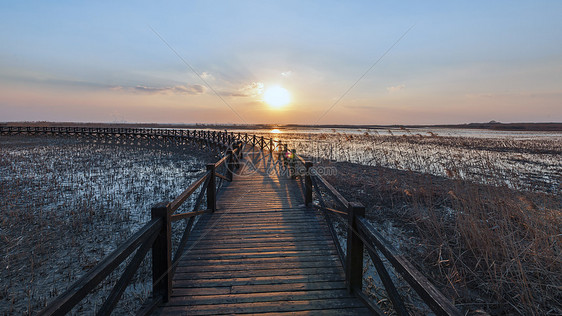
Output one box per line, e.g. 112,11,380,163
195,215,323,222
188,229,331,237
176,255,340,268
185,235,336,246
198,217,322,224
175,260,339,273
159,298,367,315
188,240,335,250
236,308,372,316
182,250,337,261
173,273,345,288
185,245,337,255
157,147,370,315
167,289,354,305
188,228,330,236
174,267,342,280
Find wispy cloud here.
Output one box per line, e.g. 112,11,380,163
281,71,292,77
119,84,207,95
1,73,209,96
200,72,214,80
1,73,115,90
387,84,405,93
225,82,264,97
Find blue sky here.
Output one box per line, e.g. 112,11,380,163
1,1,560,124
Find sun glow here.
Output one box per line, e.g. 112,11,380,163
263,86,290,108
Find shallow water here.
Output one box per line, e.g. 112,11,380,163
0,136,216,314
227,127,561,194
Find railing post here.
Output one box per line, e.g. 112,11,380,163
283,144,289,166
151,202,171,303
226,149,234,181
289,149,296,178
206,164,216,211
305,161,313,206
237,142,243,167
346,202,365,294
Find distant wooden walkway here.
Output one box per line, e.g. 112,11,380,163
15,126,458,315
158,150,371,315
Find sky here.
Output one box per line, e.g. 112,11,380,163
1,1,561,125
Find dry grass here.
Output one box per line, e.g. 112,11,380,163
0,136,219,315
257,129,561,314
322,160,561,315
264,129,561,194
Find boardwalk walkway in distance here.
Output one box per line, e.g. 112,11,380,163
158,149,371,315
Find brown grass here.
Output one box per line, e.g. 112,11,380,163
322,160,561,315
0,136,219,315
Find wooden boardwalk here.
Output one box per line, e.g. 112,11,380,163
158,151,371,315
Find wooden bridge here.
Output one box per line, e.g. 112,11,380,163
1,126,462,315
161,150,369,315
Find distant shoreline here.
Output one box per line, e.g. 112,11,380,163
1,121,561,131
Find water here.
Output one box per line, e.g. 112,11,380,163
0,136,217,314
225,127,561,193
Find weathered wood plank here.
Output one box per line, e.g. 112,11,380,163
236,308,373,316
176,255,340,268
184,235,337,246
160,298,367,315
175,260,340,273
173,273,345,288
181,249,338,260
167,289,355,305
188,231,332,239
188,239,335,250
158,150,370,315
185,245,336,255
174,267,342,280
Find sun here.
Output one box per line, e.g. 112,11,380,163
263,86,290,108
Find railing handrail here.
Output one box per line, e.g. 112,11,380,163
1,125,459,314
168,171,211,213
356,217,461,315
30,126,248,315
289,153,462,315
39,218,162,315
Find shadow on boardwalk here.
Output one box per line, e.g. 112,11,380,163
158,150,371,315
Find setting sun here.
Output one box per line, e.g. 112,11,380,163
263,86,290,108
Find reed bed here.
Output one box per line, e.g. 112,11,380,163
318,147,560,315
0,136,219,315
259,129,561,194
251,128,560,314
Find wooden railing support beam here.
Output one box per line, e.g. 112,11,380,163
206,163,216,211
346,202,365,294
151,203,171,303
226,149,234,181
305,161,313,206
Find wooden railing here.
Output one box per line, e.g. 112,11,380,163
2,126,461,315
291,155,463,316
0,126,286,155
30,129,244,315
